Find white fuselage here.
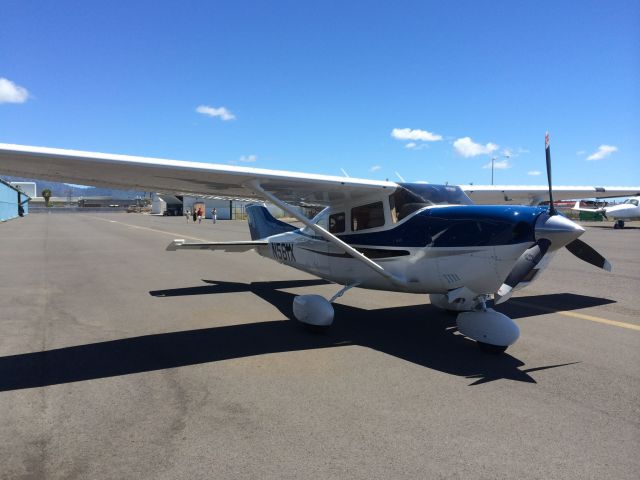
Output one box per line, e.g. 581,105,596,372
603,198,640,220
257,228,532,296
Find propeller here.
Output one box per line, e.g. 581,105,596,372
544,131,556,216
599,208,608,220
496,239,551,302
494,133,612,304
565,238,612,271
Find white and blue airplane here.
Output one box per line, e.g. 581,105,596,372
572,196,640,229
0,139,637,353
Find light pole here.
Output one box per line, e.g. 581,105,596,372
491,157,496,185
491,154,511,185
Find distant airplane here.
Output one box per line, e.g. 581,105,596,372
0,136,635,354
572,196,640,229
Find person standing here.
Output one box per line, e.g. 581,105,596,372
212,208,217,224
197,207,203,224
185,209,190,222
192,208,197,223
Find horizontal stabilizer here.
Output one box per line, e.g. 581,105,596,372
166,239,267,252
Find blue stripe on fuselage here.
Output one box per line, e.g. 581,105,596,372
331,205,545,248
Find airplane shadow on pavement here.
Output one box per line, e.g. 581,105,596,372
0,280,613,392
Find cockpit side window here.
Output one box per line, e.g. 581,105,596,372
329,212,345,233
389,188,431,223
630,199,639,206
351,201,385,231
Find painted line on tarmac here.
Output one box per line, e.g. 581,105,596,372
83,215,209,242
510,300,640,331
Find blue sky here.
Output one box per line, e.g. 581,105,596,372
1,0,638,186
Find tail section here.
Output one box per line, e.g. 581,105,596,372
246,204,297,240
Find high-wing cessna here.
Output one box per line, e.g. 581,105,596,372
572,196,640,229
0,138,634,354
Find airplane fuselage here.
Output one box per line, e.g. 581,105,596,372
259,204,548,295
603,200,640,220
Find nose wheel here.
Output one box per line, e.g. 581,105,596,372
456,308,520,354
614,220,625,229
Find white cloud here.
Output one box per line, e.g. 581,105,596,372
453,137,499,157
527,170,542,176
391,128,442,142
238,154,257,163
0,78,30,104
576,150,586,156
370,165,382,172
196,104,235,121
405,142,428,150
586,145,617,161
482,159,511,169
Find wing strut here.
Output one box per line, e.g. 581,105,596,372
248,180,408,287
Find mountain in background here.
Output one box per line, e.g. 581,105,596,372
2,176,145,199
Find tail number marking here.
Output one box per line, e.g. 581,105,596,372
271,242,296,263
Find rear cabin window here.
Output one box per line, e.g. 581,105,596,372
329,212,345,233
351,202,385,231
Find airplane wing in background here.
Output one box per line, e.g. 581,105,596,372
460,185,640,205
570,200,602,213
0,143,397,207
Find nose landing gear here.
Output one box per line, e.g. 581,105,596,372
431,290,519,353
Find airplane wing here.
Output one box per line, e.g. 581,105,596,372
0,143,397,207
570,201,603,213
460,185,640,205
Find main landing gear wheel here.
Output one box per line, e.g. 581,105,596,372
293,294,334,332
477,342,509,354
614,220,625,229
303,324,331,334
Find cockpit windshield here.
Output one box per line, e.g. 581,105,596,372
390,183,473,222
623,198,639,206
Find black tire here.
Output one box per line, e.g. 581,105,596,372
619,221,625,229
477,342,508,354
613,223,620,229
303,323,331,334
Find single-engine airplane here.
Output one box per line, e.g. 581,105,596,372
572,197,640,229
0,136,635,353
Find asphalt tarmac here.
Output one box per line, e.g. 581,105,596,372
1,212,638,479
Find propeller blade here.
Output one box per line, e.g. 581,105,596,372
565,239,612,271
495,239,551,303
545,131,556,215
600,209,608,220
